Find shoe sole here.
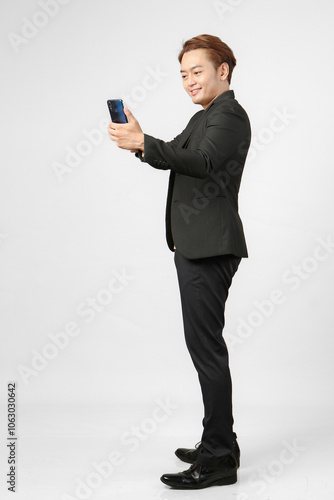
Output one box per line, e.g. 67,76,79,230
175,450,240,468
160,472,237,489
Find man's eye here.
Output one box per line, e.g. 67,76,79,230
181,75,187,79
194,72,201,75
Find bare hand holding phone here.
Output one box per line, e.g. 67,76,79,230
108,101,144,152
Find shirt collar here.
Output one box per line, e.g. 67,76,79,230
205,89,235,112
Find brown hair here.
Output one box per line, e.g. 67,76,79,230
178,34,236,84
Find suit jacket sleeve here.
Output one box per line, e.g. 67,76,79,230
137,107,248,179
134,128,185,167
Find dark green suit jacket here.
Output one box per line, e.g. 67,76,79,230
136,90,251,259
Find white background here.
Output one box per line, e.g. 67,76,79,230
0,0,333,499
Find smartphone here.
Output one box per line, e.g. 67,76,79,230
107,99,128,123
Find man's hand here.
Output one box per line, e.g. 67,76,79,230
108,107,144,153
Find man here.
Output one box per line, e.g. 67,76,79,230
108,34,251,490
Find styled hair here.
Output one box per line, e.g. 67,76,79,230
178,34,236,84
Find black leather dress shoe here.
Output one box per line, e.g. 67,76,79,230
160,455,237,489
175,440,240,468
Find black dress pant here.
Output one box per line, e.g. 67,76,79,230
174,249,241,466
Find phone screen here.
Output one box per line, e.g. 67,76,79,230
107,99,128,123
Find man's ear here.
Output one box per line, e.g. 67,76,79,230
219,62,230,81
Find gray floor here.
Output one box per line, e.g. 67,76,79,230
2,402,333,500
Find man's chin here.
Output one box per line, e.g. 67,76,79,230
190,95,203,105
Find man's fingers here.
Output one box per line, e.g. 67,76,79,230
108,127,118,140
109,121,119,130
108,121,121,137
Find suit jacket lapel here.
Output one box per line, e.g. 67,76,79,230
178,110,207,149
178,90,235,148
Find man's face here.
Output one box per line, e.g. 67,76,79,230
180,48,228,109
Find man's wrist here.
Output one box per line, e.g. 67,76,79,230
137,132,144,152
